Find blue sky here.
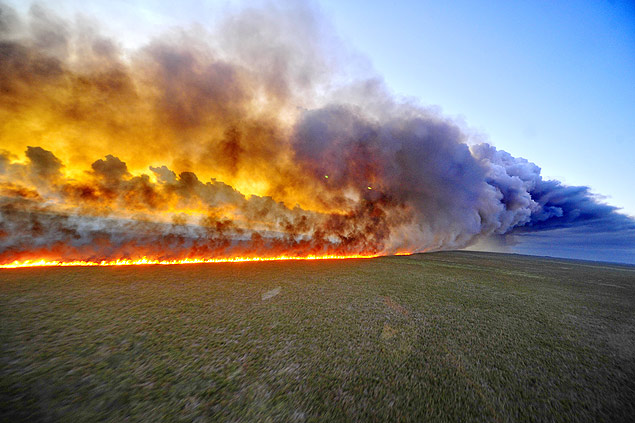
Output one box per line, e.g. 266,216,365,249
316,0,635,218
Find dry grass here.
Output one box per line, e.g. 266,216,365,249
1,251,634,422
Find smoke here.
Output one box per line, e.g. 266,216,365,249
1,1,633,264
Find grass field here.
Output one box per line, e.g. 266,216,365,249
1,251,634,422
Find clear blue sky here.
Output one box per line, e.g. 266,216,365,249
8,0,635,217
316,0,635,217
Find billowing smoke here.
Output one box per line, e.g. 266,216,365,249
1,2,633,264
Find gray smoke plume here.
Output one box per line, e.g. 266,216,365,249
0,1,633,264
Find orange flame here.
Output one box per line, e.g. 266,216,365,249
0,254,383,269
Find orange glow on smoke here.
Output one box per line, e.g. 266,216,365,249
0,8,420,266
0,254,382,269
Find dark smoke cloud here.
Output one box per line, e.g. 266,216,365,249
0,1,633,264
472,144,635,233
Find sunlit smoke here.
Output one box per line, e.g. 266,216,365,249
1,1,633,267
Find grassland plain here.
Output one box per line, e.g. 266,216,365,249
1,251,634,422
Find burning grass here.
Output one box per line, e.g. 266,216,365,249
0,254,379,269
1,251,634,422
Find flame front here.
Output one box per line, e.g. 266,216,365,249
0,254,380,269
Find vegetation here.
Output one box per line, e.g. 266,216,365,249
1,251,634,422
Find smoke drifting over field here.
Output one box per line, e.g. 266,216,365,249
1,2,633,264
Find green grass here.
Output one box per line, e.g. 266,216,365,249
1,251,634,422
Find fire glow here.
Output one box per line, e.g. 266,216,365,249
0,254,382,269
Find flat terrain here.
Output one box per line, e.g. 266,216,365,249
1,251,634,422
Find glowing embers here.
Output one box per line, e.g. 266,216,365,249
0,254,381,269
